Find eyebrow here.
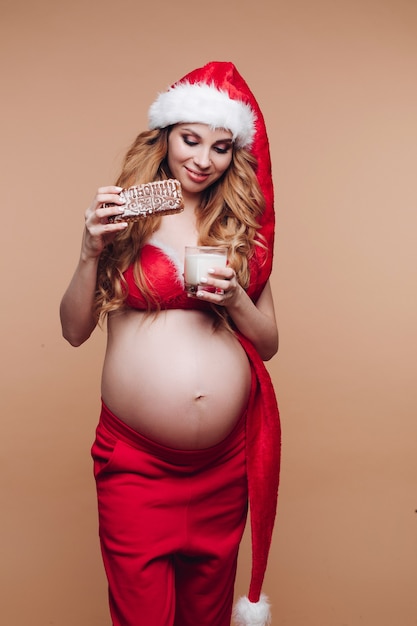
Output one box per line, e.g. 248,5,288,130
181,127,233,144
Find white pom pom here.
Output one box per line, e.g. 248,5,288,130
232,594,271,626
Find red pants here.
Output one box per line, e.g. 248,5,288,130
91,402,248,626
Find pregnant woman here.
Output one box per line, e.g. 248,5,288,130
60,61,281,626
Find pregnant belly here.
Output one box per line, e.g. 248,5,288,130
101,309,252,449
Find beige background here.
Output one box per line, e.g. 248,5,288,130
1,0,416,624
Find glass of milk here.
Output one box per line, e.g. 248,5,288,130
184,246,228,294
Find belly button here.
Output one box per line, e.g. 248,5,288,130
195,393,205,401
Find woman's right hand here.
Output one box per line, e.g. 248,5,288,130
82,186,128,258
60,186,129,346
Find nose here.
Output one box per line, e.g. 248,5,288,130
193,146,211,169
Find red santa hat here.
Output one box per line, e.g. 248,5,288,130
148,61,280,626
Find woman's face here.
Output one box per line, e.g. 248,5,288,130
167,123,233,198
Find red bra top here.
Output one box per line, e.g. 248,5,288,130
122,241,266,311
123,242,209,311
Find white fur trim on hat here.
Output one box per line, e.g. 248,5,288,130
148,82,256,149
232,594,271,626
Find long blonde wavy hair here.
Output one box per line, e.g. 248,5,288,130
94,127,266,321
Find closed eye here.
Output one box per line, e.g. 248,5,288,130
183,135,198,146
182,133,233,154
213,144,232,154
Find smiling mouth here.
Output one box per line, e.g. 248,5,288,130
186,167,210,181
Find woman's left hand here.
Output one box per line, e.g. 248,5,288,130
191,266,242,308
190,272,279,360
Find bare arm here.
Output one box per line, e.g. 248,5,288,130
60,253,100,346
60,186,128,347
194,271,279,361
226,280,278,360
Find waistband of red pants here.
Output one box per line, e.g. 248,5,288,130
99,399,246,466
